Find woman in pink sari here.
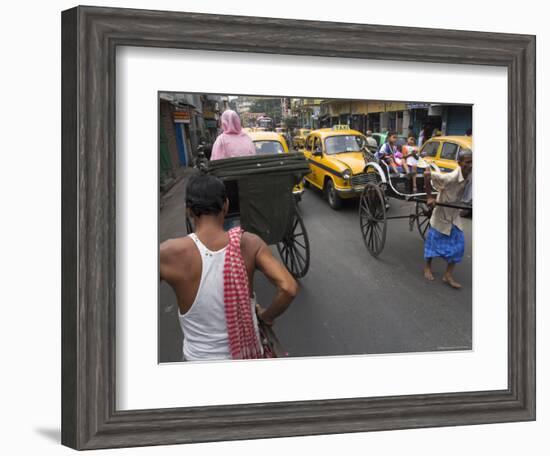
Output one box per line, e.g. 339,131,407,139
211,110,256,160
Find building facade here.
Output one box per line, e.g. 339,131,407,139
318,99,472,138
158,92,228,192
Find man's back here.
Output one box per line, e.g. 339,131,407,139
164,174,298,360
176,233,229,360
160,231,263,315
161,230,264,361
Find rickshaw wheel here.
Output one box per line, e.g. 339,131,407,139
277,210,310,279
415,201,432,240
185,215,194,234
359,182,387,257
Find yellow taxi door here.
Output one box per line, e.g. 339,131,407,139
303,135,319,187
310,136,326,188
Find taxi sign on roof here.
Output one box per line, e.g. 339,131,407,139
332,124,350,131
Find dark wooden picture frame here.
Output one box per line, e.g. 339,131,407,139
61,5,536,450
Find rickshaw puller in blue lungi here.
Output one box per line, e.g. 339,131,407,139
423,150,473,289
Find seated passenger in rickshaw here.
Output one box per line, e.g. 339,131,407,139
375,131,400,174
376,132,426,193
400,135,423,192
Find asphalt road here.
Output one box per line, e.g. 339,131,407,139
158,175,472,362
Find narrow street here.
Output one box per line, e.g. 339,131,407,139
158,174,472,362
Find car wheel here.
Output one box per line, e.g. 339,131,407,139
325,179,343,210
303,177,310,188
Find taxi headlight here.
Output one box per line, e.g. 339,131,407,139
342,169,352,181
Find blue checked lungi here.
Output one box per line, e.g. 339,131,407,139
424,225,465,263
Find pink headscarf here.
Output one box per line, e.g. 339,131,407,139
211,110,256,160
221,109,244,134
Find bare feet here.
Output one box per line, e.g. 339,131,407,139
424,267,435,281
442,274,462,289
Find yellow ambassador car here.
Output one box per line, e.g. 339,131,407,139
301,126,370,210
420,135,472,172
247,131,305,198
292,128,311,150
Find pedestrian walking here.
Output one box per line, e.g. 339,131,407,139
211,109,256,160
422,149,473,289
160,174,298,361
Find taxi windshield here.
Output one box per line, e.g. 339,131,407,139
254,140,284,155
325,135,365,155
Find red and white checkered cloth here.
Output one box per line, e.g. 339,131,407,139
223,227,264,359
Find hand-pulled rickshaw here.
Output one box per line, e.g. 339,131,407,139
358,150,472,257
186,147,312,278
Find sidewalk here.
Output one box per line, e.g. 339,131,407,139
159,166,197,243
160,166,196,212
158,166,197,362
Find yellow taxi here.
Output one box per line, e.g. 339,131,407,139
420,135,472,172
247,131,305,198
300,126,370,210
292,128,311,150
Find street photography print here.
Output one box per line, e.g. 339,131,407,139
158,93,473,363
61,6,535,450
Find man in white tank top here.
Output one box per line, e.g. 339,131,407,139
160,174,298,361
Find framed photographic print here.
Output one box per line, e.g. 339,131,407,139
61,5,535,450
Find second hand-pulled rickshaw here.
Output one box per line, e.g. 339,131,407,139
358,151,472,257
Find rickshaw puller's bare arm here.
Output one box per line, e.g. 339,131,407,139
254,241,298,325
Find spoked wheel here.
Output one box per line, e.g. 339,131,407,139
277,209,310,278
185,215,194,234
415,201,432,240
359,182,387,257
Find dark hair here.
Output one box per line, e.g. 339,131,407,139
387,131,398,138
185,174,227,217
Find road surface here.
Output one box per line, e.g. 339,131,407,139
158,175,472,362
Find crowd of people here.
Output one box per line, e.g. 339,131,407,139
159,109,473,362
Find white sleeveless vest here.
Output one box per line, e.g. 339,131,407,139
178,233,261,361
